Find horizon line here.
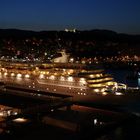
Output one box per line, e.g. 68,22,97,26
0,27,140,35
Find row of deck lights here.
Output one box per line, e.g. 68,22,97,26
0,72,30,78
39,74,87,84
0,72,87,84
78,92,86,95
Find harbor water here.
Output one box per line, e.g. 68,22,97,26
106,69,140,88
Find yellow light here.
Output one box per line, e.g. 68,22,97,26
114,82,118,86
17,73,22,78
89,74,95,78
4,72,8,76
50,75,55,80
115,92,123,96
68,76,73,82
11,73,15,76
70,58,74,62
96,74,101,77
117,83,127,89
101,88,105,92
13,118,28,123
25,74,30,78
107,82,114,86
102,92,108,96
54,73,57,76
41,71,45,74
79,78,86,84
39,74,45,79
0,112,4,116
42,71,45,74
89,84,103,88
60,76,65,81
88,78,113,83
94,89,100,92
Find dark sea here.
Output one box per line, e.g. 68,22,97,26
106,69,140,88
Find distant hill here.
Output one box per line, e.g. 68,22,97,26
0,28,140,57
0,28,140,43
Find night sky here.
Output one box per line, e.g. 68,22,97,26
0,0,140,34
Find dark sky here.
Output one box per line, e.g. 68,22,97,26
0,0,140,34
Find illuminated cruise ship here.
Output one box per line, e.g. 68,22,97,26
0,50,120,103
2,50,140,116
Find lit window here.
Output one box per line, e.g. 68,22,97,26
17,73,22,78
4,72,8,76
89,74,95,78
68,76,73,82
101,88,105,92
13,118,28,123
102,92,108,96
25,74,30,78
79,78,86,84
39,74,45,79
50,75,55,80
11,73,15,76
94,119,97,125
94,89,100,92
115,92,123,96
60,76,65,81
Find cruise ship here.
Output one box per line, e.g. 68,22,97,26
0,50,130,105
